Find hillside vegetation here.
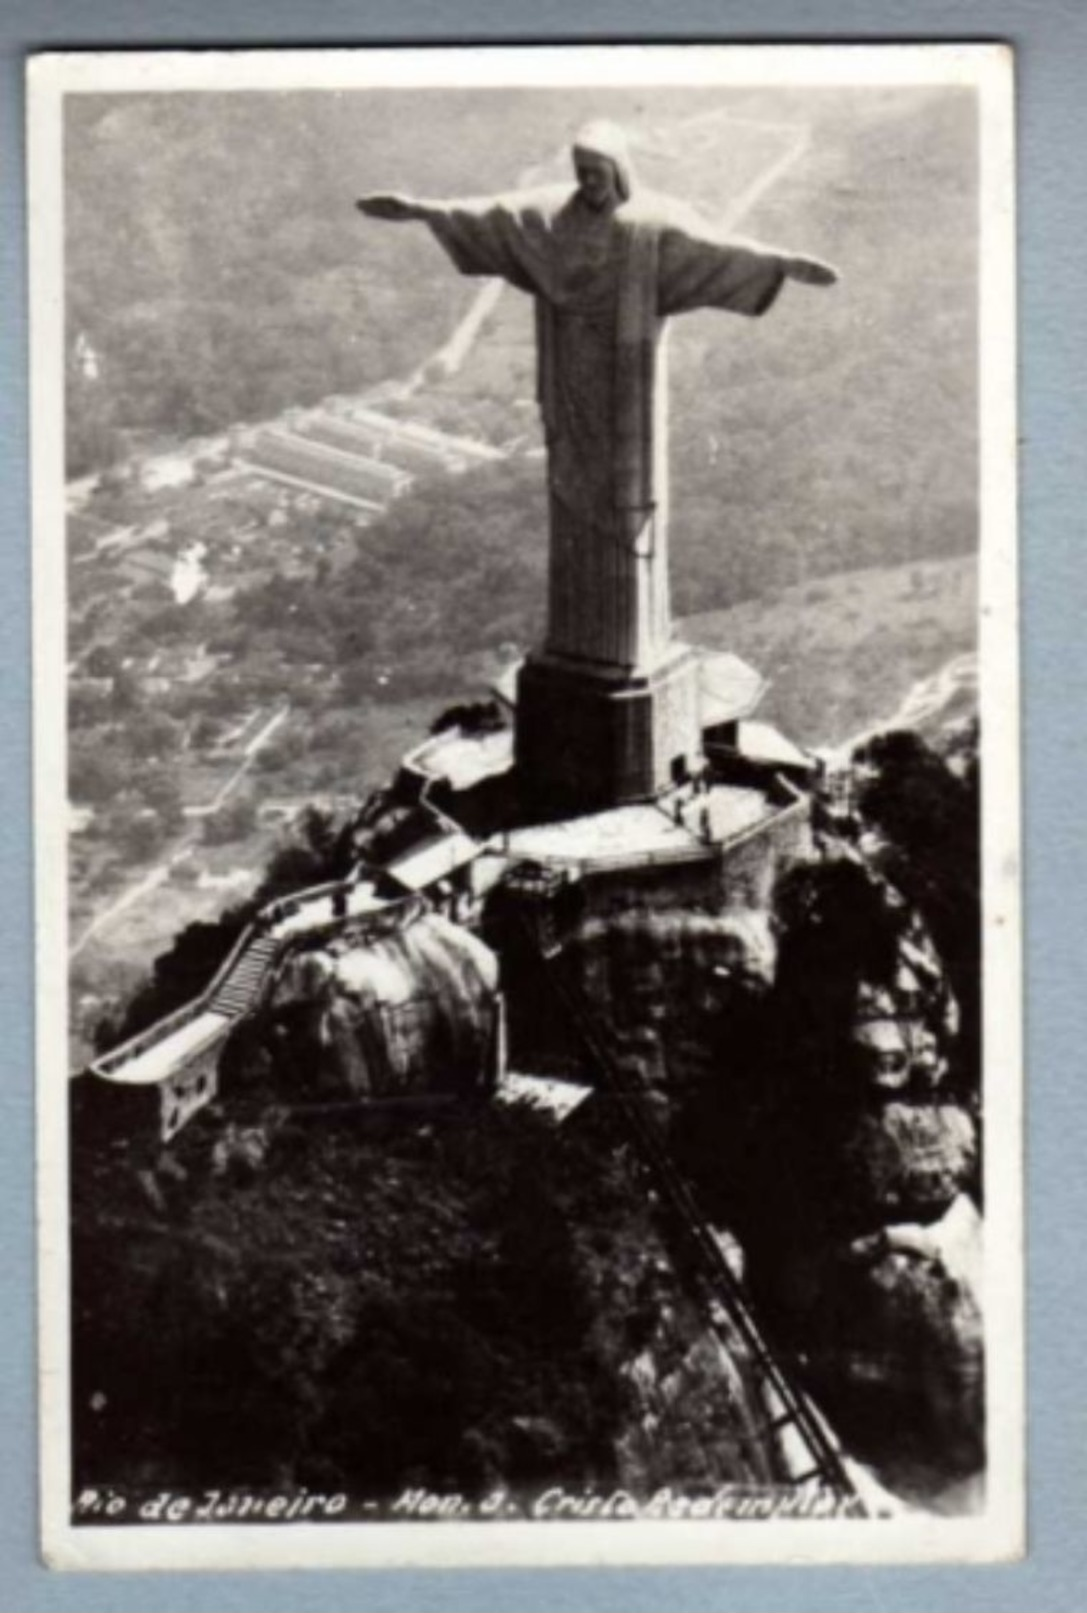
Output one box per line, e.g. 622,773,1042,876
72,1100,777,1503
683,552,977,747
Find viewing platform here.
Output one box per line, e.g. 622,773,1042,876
498,783,781,874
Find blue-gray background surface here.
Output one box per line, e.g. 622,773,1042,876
2,3,1083,1609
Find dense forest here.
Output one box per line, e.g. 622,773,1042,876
72,1092,785,1503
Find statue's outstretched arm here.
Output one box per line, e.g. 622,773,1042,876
709,228,839,286
357,193,437,223
782,252,839,287
357,187,559,292
357,186,555,227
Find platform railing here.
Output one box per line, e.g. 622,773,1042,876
84,869,409,1083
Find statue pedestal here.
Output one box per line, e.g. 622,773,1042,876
515,645,703,818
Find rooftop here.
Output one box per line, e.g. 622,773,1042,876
493,648,766,731
497,783,775,871
736,720,814,772
699,650,767,726
403,725,514,793
386,829,481,893
497,1072,594,1122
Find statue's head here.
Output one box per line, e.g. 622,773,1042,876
571,120,633,209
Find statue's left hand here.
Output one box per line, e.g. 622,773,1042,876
356,193,420,222
785,254,839,287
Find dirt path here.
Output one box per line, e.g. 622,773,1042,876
69,845,196,962
69,706,290,960
184,706,290,820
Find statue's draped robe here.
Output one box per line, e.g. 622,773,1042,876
425,186,788,673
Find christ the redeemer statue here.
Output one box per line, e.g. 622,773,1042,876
359,120,837,813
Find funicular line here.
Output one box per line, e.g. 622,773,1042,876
518,906,860,1508
554,953,856,1502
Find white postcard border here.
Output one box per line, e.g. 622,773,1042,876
31,40,1021,1571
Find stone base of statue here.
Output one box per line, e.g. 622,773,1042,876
514,645,704,818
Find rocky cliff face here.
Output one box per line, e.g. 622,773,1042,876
550,861,983,1511
566,905,776,1120
744,1093,983,1506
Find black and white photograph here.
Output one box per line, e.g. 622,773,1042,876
31,44,1020,1568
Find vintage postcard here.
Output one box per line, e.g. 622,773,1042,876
31,43,1021,1569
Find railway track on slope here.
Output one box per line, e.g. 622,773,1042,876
518,907,863,1512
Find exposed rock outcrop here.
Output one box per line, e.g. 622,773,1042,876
544,857,984,1510
249,911,501,1102
726,862,984,1510
565,905,776,1117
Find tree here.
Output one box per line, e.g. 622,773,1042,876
140,770,185,835
853,728,981,1101
772,857,908,1088
107,666,141,716
255,727,308,775
429,700,505,737
69,736,129,806
855,731,975,883
110,805,166,864
203,792,258,845
106,917,246,1047
190,713,223,751
84,645,119,679
248,805,353,908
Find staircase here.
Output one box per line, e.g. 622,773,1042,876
83,874,406,1144
207,935,280,1021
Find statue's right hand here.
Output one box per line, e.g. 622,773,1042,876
356,193,418,222
785,253,839,287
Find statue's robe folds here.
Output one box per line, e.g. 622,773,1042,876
425,186,788,673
